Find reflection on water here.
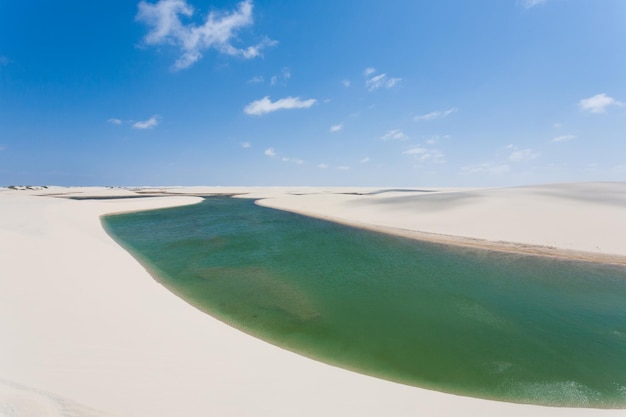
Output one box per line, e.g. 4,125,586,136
103,197,626,408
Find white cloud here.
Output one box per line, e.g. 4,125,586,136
403,146,427,155
509,149,534,161
424,135,450,145
241,142,251,148
136,0,276,70
330,123,343,132
414,107,457,121
363,67,376,76
341,79,351,88
317,163,328,169
552,134,575,143
284,157,304,165
380,129,408,141
385,77,401,88
366,74,386,89
461,163,511,175
244,96,317,116
403,146,446,164
247,75,264,84
360,157,370,163
270,68,291,86
337,166,350,171
108,118,122,125
365,73,401,91
133,115,160,129
507,144,539,162
520,0,547,8
264,148,303,164
578,93,624,113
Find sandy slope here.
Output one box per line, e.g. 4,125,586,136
257,182,626,263
1,185,625,417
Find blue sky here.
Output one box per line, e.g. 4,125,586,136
1,0,625,187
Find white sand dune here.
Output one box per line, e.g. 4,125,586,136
0,378,121,417
257,182,626,263
1,184,625,417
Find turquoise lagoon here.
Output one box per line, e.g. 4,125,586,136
103,197,626,408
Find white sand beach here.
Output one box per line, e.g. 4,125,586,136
1,183,626,417
257,182,626,264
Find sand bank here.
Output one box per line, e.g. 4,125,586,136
1,185,625,417
256,182,626,265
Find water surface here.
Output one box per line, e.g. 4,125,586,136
103,197,626,408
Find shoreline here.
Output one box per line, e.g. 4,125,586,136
253,182,626,266
2,185,626,417
255,201,626,267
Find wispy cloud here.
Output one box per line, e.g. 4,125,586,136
414,107,457,121
520,0,547,8
270,67,291,86
281,156,304,165
380,129,408,141
317,163,328,169
403,146,446,164
108,118,122,125
337,166,350,171
0,145,5,151
329,123,343,132
360,157,370,163
552,134,575,143
578,93,624,113
241,142,251,148
366,74,401,91
509,149,536,162
247,75,264,84
461,163,511,175
425,135,449,145
507,144,539,162
244,96,317,116
341,79,351,88
364,68,401,92
264,147,303,164
133,115,160,129
136,0,276,70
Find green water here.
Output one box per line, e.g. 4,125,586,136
102,197,626,408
